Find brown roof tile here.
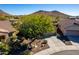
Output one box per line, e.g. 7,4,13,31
58,19,75,34
0,20,15,33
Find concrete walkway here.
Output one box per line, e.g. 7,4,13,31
34,36,79,55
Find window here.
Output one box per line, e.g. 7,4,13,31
0,35,5,42
0,35,5,39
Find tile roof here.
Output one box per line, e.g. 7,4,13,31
66,24,79,31
58,18,79,34
0,20,16,33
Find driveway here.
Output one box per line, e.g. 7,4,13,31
52,50,79,55
34,36,79,55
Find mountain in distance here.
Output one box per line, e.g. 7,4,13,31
0,9,10,16
32,10,71,19
0,9,73,20
0,9,71,18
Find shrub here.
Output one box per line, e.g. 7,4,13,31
0,42,10,55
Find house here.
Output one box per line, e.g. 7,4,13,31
0,20,16,43
57,16,79,44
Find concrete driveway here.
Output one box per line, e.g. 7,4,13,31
52,50,79,55
34,36,79,55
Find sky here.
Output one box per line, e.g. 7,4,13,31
0,4,79,16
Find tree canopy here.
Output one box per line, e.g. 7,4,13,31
17,14,56,38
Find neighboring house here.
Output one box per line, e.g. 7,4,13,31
57,16,79,42
0,21,16,43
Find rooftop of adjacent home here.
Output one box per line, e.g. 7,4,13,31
0,20,16,33
58,16,79,33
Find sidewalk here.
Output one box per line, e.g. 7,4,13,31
34,36,79,55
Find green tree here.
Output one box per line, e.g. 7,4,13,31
52,16,60,26
17,14,56,38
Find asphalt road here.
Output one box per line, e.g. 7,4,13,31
52,50,79,55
